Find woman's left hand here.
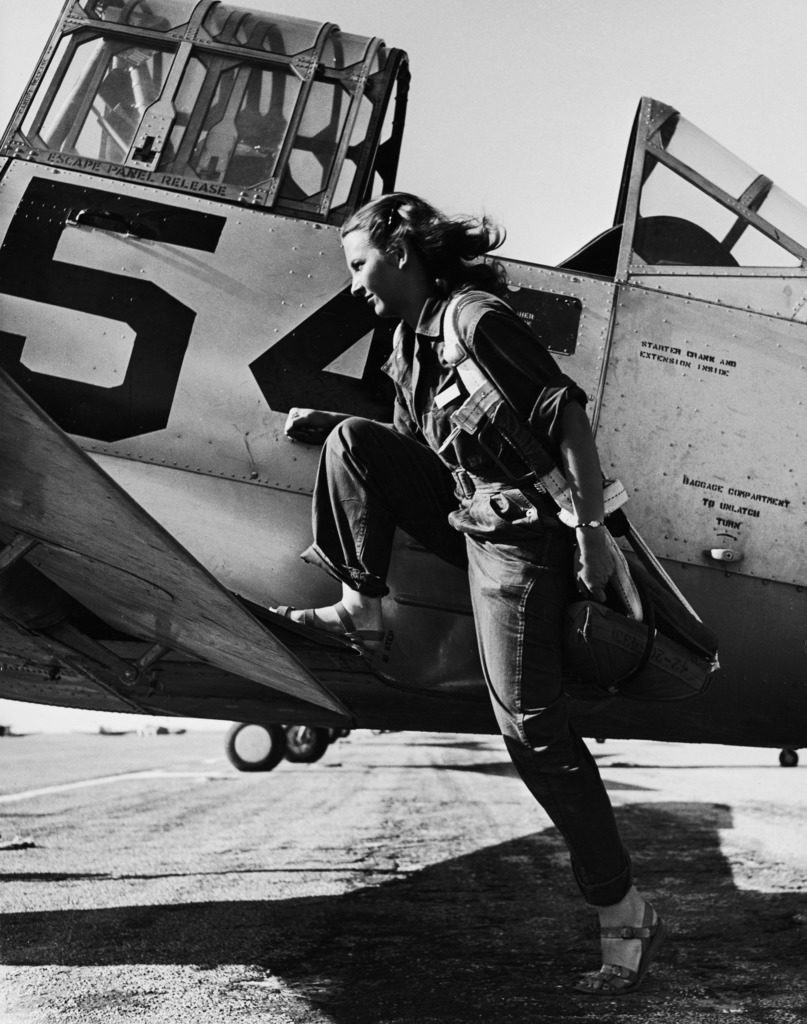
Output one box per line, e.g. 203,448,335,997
283,407,346,444
574,526,615,602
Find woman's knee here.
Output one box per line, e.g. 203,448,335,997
327,416,387,458
494,697,581,770
503,730,587,776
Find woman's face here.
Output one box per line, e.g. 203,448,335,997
343,228,404,319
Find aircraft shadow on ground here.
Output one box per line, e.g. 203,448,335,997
2,802,806,1022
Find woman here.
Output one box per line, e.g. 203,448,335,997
277,192,666,994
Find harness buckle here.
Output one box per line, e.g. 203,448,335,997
452,468,476,499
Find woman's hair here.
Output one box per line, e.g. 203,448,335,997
341,192,509,297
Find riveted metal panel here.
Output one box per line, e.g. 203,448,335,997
630,271,807,323
597,283,807,585
499,259,617,417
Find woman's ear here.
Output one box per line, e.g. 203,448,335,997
383,240,406,268
394,237,416,269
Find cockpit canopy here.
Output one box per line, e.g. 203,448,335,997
2,0,409,221
564,98,807,277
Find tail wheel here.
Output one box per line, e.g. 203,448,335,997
779,748,799,767
284,725,331,764
225,722,287,772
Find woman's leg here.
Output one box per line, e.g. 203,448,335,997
466,529,664,989
465,528,632,905
291,418,465,629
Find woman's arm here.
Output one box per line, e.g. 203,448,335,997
558,401,614,602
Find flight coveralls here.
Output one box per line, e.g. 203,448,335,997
303,288,632,906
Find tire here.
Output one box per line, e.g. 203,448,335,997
284,725,331,764
225,722,287,772
779,748,799,768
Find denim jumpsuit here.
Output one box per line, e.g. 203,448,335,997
303,289,632,906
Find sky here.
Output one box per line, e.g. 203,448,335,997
1,0,806,731
2,0,807,264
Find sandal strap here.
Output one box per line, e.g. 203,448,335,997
333,601,357,634
270,601,385,650
600,924,654,940
598,963,637,982
574,963,637,993
333,602,385,642
298,608,319,629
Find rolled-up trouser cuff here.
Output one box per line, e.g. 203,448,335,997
300,543,389,597
572,848,633,907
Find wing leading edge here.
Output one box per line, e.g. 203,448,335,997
0,367,348,719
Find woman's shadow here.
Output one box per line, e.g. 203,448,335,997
2,799,806,1022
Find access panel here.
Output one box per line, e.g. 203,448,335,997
596,284,806,586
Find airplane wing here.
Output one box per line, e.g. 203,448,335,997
0,366,348,719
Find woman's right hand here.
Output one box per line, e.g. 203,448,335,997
283,408,347,445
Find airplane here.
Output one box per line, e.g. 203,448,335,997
0,0,805,772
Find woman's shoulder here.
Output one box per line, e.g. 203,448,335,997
445,285,517,343
448,284,511,310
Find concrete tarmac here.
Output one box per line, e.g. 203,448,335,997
0,729,805,1023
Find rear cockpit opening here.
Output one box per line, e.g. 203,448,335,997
2,0,409,223
561,98,807,279
623,100,807,273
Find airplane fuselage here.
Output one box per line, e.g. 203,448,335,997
0,4,804,750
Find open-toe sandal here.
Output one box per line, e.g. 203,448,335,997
574,903,666,996
273,601,385,650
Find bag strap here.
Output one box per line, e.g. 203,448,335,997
606,577,657,691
